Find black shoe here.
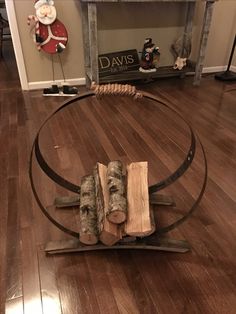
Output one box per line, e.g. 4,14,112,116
43,85,60,95
62,85,78,95
56,43,66,53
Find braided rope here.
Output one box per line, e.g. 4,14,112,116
27,15,41,51
91,82,143,99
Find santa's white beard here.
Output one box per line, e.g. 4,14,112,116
36,6,57,25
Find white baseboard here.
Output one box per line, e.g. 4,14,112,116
203,65,236,73
231,66,236,72
203,66,226,73
26,67,236,90
28,77,86,90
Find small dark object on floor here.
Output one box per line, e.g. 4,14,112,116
62,85,78,95
43,84,79,96
43,84,60,95
215,70,236,82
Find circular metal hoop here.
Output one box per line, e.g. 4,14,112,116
29,90,207,238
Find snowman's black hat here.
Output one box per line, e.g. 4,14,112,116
144,38,155,49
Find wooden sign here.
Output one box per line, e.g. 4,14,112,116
98,49,140,77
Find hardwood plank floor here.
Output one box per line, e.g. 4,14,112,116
1,43,236,313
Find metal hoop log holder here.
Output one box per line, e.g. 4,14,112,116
29,84,208,255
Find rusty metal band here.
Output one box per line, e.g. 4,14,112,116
29,93,94,238
143,91,196,194
29,90,207,237
142,92,207,234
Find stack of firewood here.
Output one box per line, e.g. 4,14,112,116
79,160,156,246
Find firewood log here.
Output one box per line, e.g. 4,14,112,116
79,175,98,245
125,162,156,237
107,160,127,224
94,163,122,246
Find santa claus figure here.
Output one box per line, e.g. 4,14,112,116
28,0,78,95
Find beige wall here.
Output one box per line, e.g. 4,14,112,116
14,0,85,83
97,2,188,66
14,0,236,84
200,0,236,67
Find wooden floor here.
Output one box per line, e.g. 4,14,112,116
1,42,236,314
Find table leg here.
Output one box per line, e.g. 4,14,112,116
88,3,99,85
194,1,215,86
81,3,91,87
182,2,196,57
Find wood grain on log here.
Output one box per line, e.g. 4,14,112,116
79,175,98,245
94,163,122,246
107,161,127,224
125,162,156,237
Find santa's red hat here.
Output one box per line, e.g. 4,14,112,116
34,0,54,10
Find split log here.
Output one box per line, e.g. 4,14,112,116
125,162,156,237
94,163,122,246
79,175,98,245
107,160,127,224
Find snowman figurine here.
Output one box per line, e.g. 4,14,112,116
28,0,78,96
139,38,160,73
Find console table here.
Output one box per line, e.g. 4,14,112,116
80,0,217,86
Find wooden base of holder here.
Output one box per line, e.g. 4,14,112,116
54,194,176,208
45,237,190,255
48,193,183,255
